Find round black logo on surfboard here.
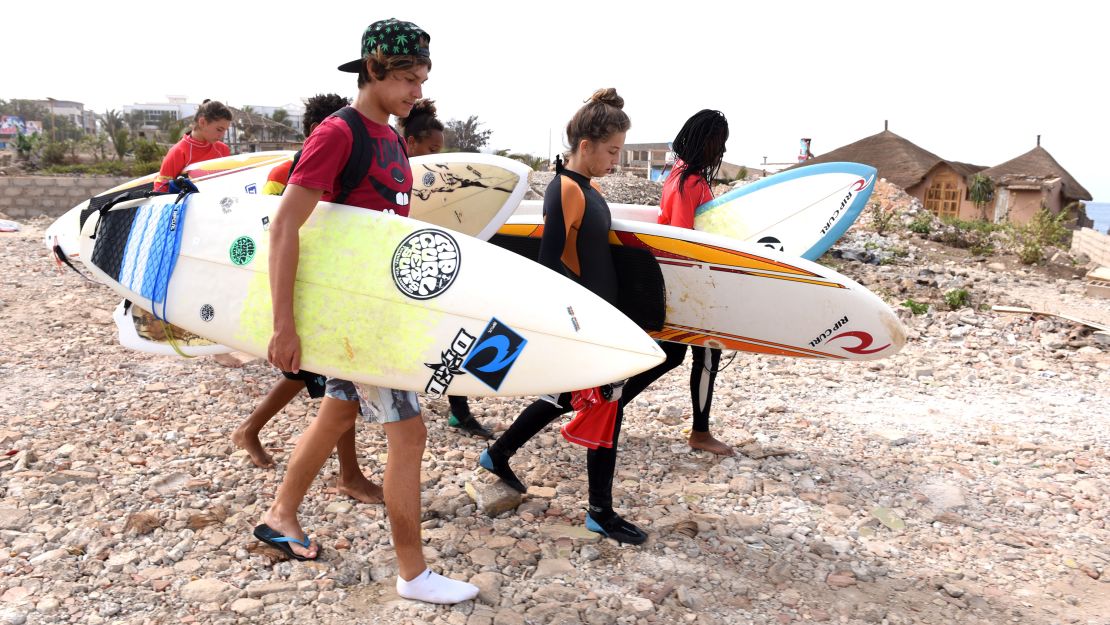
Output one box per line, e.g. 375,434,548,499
758,236,784,252
392,229,461,300
200,304,214,322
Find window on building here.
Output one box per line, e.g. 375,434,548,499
925,175,960,219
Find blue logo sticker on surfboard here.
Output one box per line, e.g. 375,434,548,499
462,318,527,391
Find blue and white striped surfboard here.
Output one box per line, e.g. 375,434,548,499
89,199,189,317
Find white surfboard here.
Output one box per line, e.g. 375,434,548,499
47,152,531,259
497,216,906,361
514,162,876,261
47,152,532,358
78,193,664,395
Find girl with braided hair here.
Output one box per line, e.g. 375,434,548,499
619,109,735,456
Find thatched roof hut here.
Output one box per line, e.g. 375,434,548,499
980,140,1091,202
785,124,985,190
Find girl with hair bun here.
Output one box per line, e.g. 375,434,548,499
154,99,232,192
479,88,649,546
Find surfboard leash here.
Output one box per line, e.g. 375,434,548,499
51,240,96,283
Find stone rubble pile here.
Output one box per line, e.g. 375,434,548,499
0,201,1106,625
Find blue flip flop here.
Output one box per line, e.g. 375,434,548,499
253,523,317,561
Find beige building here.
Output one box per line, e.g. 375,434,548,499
787,124,1091,225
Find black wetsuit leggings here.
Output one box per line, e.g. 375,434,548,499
489,341,720,512
448,395,470,419
489,392,625,513
620,341,722,432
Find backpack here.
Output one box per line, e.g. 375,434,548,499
286,106,406,203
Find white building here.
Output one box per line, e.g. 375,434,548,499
31,99,96,134
122,96,198,133
243,102,305,136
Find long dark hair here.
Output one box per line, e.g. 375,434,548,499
397,99,443,140
672,109,728,193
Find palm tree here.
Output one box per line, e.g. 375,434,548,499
968,174,995,221
101,110,130,161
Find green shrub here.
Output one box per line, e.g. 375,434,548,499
40,139,70,166
42,160,161,176
870,201,897,235
132,160,160,176
908,212,932,235
1018,240,1043,265
1009,208,1070,265
944,289,970,310
902,299,929,315
133,139,165,163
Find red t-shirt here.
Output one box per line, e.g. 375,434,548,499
288,108,411,216
659,160,713,229
155,134,230,191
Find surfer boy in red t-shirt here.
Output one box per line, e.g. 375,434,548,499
620,109,736,456
153,100,232,192
251,18,477,605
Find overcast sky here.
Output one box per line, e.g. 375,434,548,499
6,0,1107,200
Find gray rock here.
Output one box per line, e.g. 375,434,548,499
621,596,654,616
918,481,967,512
150,472,190,496
942,583,965,598
533,558,575,579
677,586,707,610
465,480,523,517
0,508,29,531
180,578,234,604
230,598,264,616
469,571,503,605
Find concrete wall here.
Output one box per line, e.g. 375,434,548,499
1072,227,1110,267
0,175,130,219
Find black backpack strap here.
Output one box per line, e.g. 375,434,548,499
331,107,373,204
328,108,409,204
279,150,303,197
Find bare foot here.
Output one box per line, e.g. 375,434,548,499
688,431,735,456
232,426,275,468
337,474,384,504
259,508,318,559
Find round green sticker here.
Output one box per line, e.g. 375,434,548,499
229,236,256,266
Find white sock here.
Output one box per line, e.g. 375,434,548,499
396,569,479,604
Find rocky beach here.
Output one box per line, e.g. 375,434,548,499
0,177,1108,625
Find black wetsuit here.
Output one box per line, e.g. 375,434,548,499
488,163,625,514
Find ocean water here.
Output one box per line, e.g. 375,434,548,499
1087,202,1110,233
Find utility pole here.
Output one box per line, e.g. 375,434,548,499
46,97,57,141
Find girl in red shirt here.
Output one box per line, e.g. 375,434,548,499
621,109,735,456
154,99,232,191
